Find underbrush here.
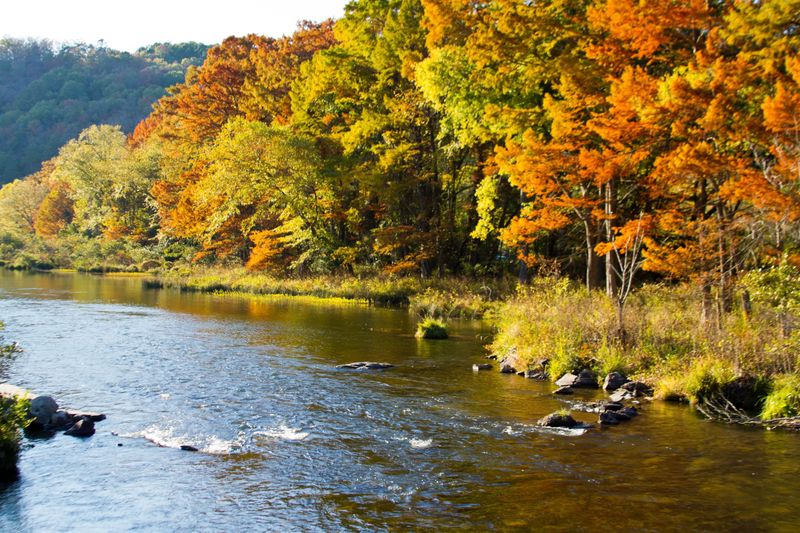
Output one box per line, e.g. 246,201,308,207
491,280,800,414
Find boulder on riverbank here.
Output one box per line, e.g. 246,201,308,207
602,372,630,391
555,369,598,389
29,395,58,426
336,362,394,370
0,383,105,436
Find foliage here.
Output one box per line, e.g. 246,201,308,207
0,2,799,405
761,374,800,420
0,396,29,481
0,38,208,184
415,317,448,339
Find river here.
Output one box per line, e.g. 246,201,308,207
0,271,797,531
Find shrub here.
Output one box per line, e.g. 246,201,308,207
415,317,448,339
683,358,738,404
654,374,687,402
0,396,30,481
761,374,800,420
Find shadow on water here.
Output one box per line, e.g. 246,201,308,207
0,270,798,531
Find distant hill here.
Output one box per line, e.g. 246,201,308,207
0,38,210,183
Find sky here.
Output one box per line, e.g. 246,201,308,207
2,0,349,52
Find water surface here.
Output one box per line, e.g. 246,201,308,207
0,271,797,531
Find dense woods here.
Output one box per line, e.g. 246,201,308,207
0,38,208,183
1,0,798,316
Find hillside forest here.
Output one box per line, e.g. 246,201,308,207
0,38,209,183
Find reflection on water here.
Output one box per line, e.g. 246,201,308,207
0,270,798,531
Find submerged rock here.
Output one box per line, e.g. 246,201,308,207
473,363,492,372
180,445,199,452
537,412,578,428
602,372,630,392
553,386,574,395
336,362,394,370
64,418,95,437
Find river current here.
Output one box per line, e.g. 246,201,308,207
0,271,798,531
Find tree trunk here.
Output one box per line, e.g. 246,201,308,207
584,218,602,291
701,281,714,327
605,180,618,298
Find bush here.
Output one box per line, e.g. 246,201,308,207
0,396,29,481
761,374,800,420
415,317,449,339
682,358,738,404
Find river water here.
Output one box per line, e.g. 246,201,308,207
0,271,797,531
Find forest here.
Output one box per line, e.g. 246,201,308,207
1,0,799,418
0,38,208,183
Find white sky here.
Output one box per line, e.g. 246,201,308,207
2,0,349,52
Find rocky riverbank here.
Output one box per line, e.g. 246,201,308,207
0,384,105,437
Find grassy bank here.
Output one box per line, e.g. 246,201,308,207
0,324,27,480
153,268,513,318
490,279,800,423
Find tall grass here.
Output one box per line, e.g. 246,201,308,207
156,267,514,314
491,280,800,408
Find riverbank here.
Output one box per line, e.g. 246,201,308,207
489,279,800,426
151,268,513,319
9,267,800,428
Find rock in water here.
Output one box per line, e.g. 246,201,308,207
499,363,517,374
336,362,394,370
473,364,492,371
64,418,95,437
49,410,75,429
556,370,598,388
602,372,630,391
599,411,621,425
180,445,199,452
524,370,548,380
609,389,635,403
29,396,58,426
537,412,578,428
553,386,574,395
